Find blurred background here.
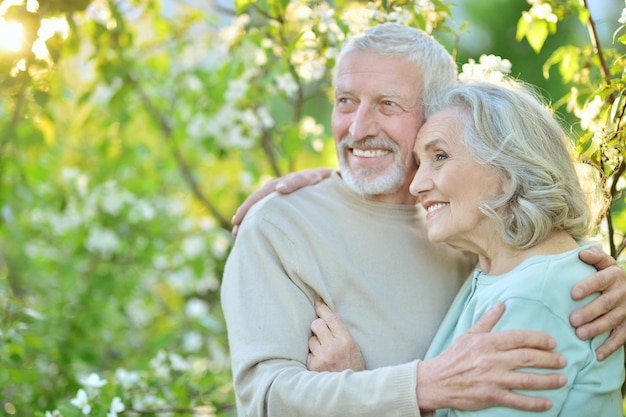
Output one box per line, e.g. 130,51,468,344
1,0,624,415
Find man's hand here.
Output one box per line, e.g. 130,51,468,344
306,301,365,372
416,302,567,412
231,168,334,236
572,245,626,360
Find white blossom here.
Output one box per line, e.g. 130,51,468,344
85,0,115,28
619,6,626,24
460,55,512,82
115,368,141,389
70,389,91,415
182,235,206,258
286,2,314,24
61,167,81,182
257,106,275,129
219,15,249,50
182,331,203,352
185,298,210,318
300,116,324,136
128,199,156,222
169,352,189,371
107,397,125,417
529,2,558,22
85,227,120,258
341,4,377,36
80,373,107,389
478,54,512,73
212,234,230,258
150,350,170,378
574,95,603,131
386,7,413,25
275,73,299,97
225,78,249,102
100,182,130,215
45,411,63,417
314,3,335,32
38,17,69,41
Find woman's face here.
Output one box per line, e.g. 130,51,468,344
409,107,504,252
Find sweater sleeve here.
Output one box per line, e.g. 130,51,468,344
221,211,423,417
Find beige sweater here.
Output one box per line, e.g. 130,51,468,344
221,172,475,417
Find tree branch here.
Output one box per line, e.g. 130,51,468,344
122,72,231,230
582,0,612,87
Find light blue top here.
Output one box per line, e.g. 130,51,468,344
426,245,625,416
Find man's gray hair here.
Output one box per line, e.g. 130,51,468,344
334,23,458,107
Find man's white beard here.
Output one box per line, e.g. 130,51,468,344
337,137,406,197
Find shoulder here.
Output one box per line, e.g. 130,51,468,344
238,175,342,233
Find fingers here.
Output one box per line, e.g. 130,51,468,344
231,179,280,236
573,293,626,340
595,320,626,360
569,256,626,358
275,168,334,194
315,301,345,334
416,337,566,412
578,246,617,272
490,390,553,412
571,264,619,300
468,301,504,333
571,286,623,335
231,168,335,237
487,372,565,411
501,370,567,392
470,303,558,352
504,346,566,369
311,317,333,342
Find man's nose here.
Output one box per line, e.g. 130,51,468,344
349,105,379,139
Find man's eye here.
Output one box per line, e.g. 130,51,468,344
383,100,395,106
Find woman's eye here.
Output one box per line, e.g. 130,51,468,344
434,152,448,161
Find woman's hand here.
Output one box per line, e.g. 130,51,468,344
306,301,365,372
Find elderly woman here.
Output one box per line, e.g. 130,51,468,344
407,80,624,416
310,80,625,416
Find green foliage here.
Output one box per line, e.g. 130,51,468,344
0,0,625,415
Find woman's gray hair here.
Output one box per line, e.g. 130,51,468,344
334,23,457,106
427,80,606,249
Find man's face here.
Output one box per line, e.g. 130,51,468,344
331,49,425,204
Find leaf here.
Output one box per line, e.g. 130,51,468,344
516,14,530,42
526,19,549,53
543,46,579,82
234,0,255,13
569,1,590,25
609,90,625,122
57,403,83,417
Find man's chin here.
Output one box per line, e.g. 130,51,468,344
342,173,403,197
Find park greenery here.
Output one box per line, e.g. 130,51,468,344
0,0,625,415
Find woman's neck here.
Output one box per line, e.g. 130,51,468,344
478,230,579,276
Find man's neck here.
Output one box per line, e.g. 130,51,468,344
366,191,418,206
